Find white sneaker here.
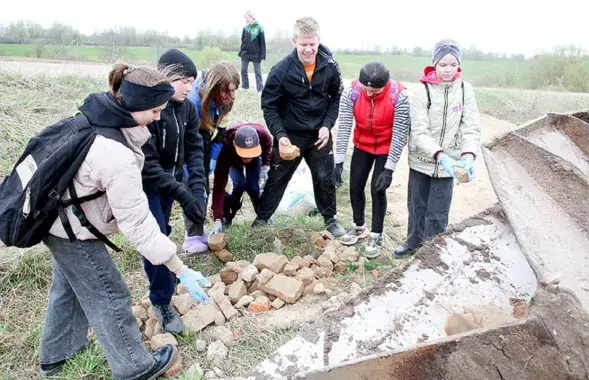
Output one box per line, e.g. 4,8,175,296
340,223,368,246
364,232,382,259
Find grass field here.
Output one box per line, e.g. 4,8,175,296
0,70,588,379
0,43,537,89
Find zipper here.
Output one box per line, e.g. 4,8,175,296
433,86,450,177
162,126,166,149
369,98,377,153
172,110,180,177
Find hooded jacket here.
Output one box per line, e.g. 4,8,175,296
141,98,206,206
408,66,481,178
239,21,266,62
261,44,343,142
49,92,177,265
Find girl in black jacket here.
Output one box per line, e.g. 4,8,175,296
239,11,266,92
141,49,207,334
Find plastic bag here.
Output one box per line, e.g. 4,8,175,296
275,161,318,215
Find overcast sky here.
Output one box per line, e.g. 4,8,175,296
2,0,588,56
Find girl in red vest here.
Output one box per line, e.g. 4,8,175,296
334,61,410,258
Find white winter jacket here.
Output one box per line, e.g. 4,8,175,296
408,68,481,178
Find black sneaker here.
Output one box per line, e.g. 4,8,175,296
325,218,345,237
133,344,178,380
394,244,416,257
153,304,184,334
251,217,273,228
40,360,65,377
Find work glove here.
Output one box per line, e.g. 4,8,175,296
176,267,211,304
208,159,217,176
460,154,476,181
208,219,223,238
178,191,204,224
334,163,344,188
259,165,270,190
374,169,394,192
437,153,462,179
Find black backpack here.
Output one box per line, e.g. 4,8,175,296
0,113,126,252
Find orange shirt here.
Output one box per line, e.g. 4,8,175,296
304,61,316,82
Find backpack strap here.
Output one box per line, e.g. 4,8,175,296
67,183,122,252
424,81,464,110
424,82,431,110
95,127,129,148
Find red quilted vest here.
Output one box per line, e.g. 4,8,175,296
351,79,404,155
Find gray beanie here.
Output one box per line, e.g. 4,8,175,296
432,39,462,66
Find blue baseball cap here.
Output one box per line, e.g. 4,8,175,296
234,125,262,158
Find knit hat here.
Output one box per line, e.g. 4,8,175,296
432,39,462,66
158,49,198,79
358,61,390,88
234,125,261,158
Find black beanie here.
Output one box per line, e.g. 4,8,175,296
158,49,198,79
359,61,390,88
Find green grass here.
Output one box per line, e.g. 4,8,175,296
1,43,578,90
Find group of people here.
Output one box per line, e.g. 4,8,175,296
26,13,479,380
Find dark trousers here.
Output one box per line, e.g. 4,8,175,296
227,157,262,218
406,169,454,248
241,59,263,92
143,190,176,306
350,148,388,234
258,133,336,222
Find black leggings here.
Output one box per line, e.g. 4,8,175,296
349,147,388,234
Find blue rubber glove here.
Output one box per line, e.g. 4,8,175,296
209,159,217,176
437,153,462,178
176,267,211,304
460,154,476,181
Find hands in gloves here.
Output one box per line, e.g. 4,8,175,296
176,267,211,304
374,169,393,192
334,163,344,188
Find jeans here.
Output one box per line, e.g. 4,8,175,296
41,235,154,380
241,59,263,92
229,157,262,209
406,169,454,248
143,190,176,307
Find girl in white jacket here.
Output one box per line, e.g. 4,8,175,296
39,64,210,379
395,39,481,257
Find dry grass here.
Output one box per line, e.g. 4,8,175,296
475,87,589,125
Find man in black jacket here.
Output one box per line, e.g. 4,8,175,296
239,11,266,92
141,49,207,334
254,17,345,237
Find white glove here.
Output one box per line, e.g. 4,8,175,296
208,219,223,238
259,165,270,191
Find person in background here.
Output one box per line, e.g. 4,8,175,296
334,61,410,259
141,49,207,334
394,39,480,257
184,61,240,253
239,10,266,92
38,63,209,379
209,123,272,234
254,17,346,237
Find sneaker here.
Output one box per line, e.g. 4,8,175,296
133,344,178,380
325,218,346,237
40,360,66,377
182,234,208,254
340,223,369,246
394,244,417,257
364,232,382,259
153,304,184,334
251,217,273,228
